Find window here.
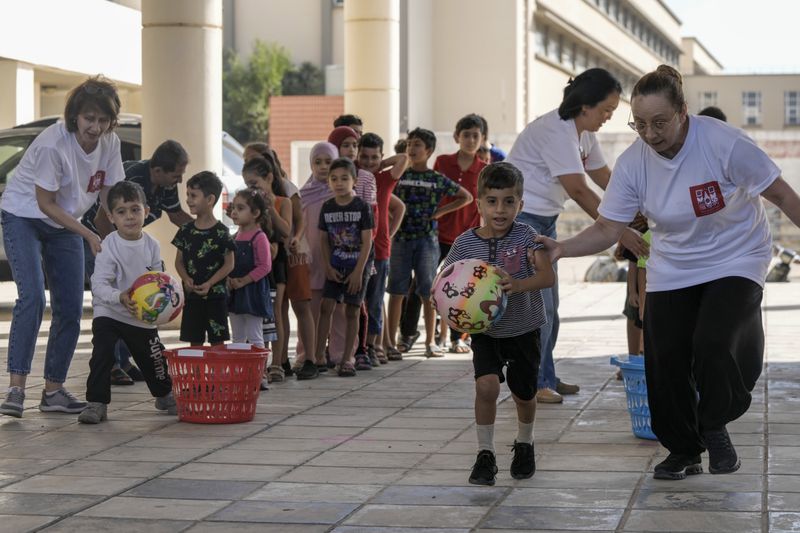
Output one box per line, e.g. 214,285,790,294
565,41,576,70
0,135,35,192
742,91,762,126
698,91,717,110
575,47,588,73
786,91,800,125
535,25,548,56
547,33,561,63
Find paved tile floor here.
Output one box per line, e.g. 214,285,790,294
0,258,798,532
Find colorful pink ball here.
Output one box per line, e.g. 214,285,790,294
431,259,507,334
128,272,184,326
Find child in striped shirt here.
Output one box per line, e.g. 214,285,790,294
439,162,555,486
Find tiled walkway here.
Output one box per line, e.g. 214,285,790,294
0,260,798,532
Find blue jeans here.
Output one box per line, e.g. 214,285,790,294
365,258,389,335
387,235,440,297
2,211,84,382
517,211,560,389
83,239,132,370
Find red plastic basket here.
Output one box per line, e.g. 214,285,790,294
164,344,269,424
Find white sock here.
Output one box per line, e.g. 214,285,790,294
517,421,534,444
476,424,495,453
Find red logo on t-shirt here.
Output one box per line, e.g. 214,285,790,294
87,171,106,193
689,181,725,217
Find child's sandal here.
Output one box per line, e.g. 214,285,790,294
337,361,357,377
267,365,285,383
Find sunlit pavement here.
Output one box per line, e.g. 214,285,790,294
0,256,798,532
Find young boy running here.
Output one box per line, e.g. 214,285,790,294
440,162,554,485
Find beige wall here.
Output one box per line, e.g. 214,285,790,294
232,0,322,64
404,0,434,131
429,0,523,135
681,37,722,75
685,74,800,130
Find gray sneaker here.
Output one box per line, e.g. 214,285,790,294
155,392,177,415
39,388,87,413
78,402,108,424
0,387,25,418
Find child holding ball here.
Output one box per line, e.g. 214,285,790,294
439,162,555,485
79,181,176,424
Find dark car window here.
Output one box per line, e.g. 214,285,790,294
121,140,141,162
0,135,34,194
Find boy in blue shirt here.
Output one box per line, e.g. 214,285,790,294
441,162,554,485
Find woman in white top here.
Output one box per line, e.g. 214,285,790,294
0,76,125,418
538,65,800,480
506,68,647,404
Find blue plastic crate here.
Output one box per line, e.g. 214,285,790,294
610,355,657,440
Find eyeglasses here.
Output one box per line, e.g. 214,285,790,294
627,111,678,134
82,84,115,97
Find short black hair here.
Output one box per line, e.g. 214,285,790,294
333,114,363,128
328,157,358,179
477,162,524,198
698,106,727,122
393,138,407,155
107,180,147,211
358,132,384,152
150,140,188,172
407,127,436,151
558,68,622,120
455,113,487,137
186,171,223,205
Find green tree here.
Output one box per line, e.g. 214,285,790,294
222,40,292,144
282,61,325,95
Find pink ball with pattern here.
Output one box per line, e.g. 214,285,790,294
431,259,507,334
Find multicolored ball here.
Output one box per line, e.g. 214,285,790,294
431,259,507,334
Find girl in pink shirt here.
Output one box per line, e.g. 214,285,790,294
227,189,273,351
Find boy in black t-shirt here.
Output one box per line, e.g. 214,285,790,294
314,158,374,377
440,162,554,485
172,171,236,345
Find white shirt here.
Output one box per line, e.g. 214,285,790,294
599,115,780,291
1,122,124,226
91,231,163,328
506,109,606,216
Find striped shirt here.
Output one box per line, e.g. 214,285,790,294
441,221,547,338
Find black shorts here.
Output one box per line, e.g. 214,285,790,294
322,265,371,306
180,297,230,344
270,243,288,285
471,329,541,401
622,293,643,329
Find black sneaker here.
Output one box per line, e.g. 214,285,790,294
510,441,535,479
469,450,498,486
703,426,741,474
296,360,320,381
653,453,703,480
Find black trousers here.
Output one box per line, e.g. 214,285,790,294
644,277,763,456
87,317,172,404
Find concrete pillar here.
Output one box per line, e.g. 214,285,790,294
344,0,399,147
141,0,222,278
0,60,35,128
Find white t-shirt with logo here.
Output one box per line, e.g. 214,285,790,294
1,122,124,227
506,109,607,216
599,115,780,291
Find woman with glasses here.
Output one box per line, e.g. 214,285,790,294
538,64,800,480
506,68,648,404
0,76,125,418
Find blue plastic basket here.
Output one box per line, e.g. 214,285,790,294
610,355,657,440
